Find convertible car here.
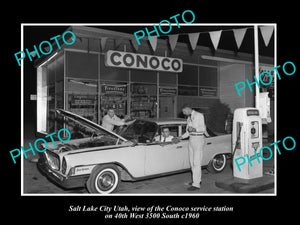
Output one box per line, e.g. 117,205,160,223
37,109,231,194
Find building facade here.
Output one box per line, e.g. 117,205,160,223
35,26,274,135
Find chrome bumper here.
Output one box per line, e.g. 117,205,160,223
37,160,89,190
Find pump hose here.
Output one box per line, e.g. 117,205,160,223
231,126,242,170
232,139,239,158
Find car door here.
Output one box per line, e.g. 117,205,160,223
201,132,231,166
144,124,188,176
202,136,214,166
144,141,187,176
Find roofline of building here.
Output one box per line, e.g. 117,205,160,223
35,25,274,67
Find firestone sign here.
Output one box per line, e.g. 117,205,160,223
105,50,183,73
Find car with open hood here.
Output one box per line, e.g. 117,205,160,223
37,109,231,194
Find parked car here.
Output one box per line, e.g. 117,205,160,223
37,109,231,194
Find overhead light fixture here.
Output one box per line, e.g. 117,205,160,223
201,55,252,65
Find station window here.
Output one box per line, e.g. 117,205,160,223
100,54,128,82
178,64,198,96
65,51,99,123
198,66,218,97
65,51,98,79
37,54,64,134
199,66,218,87
159,71,177,86
100,82,128,119
131,69,157,83
178,64,198,85
130,83,157,119
65,78,98,123
178,64,218,97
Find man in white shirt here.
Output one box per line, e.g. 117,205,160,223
101,109,135,132
154,127,174,142
179,105,207,191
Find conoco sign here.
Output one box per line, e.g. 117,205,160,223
105,50,183,73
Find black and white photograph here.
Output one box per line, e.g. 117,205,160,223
5,5,298,223
21,24,277,196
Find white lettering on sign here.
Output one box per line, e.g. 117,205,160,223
105,50,183,73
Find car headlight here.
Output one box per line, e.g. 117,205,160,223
62,157,67,174
45,151,60,170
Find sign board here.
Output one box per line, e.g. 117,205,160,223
102,84,127,95
199,87,217,97
105,50,183,73
159,87,177,95
69,94,96,108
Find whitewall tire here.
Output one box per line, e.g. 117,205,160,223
86,165,120,194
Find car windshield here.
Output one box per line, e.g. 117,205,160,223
118,120,158,143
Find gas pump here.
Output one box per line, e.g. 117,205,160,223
232,107,263,179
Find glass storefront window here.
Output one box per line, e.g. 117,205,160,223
100,54,129,119
198,66,218,87
178,64,198,85
55,55,64,111
37,54,64,134
130,70,157,119
100,54,128,81
131,69,157,83
178,64,218,97
131,83,157,119
37,66,47,134
65,51,100,124
198,66,218,97
159,71,177,86
65,78,98,123
66,51,98,79
100,82,128,118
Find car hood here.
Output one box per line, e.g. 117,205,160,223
41,109,130,154
56,109,128,142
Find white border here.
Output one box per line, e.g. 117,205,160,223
21,23,277,196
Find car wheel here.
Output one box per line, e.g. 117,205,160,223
86,164,120,194
207,154,227,173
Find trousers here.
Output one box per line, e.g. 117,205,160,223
188,135,205,188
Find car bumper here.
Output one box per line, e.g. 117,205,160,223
37,160,89,190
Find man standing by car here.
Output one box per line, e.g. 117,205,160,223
101,109,135,132
179,105,206,191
